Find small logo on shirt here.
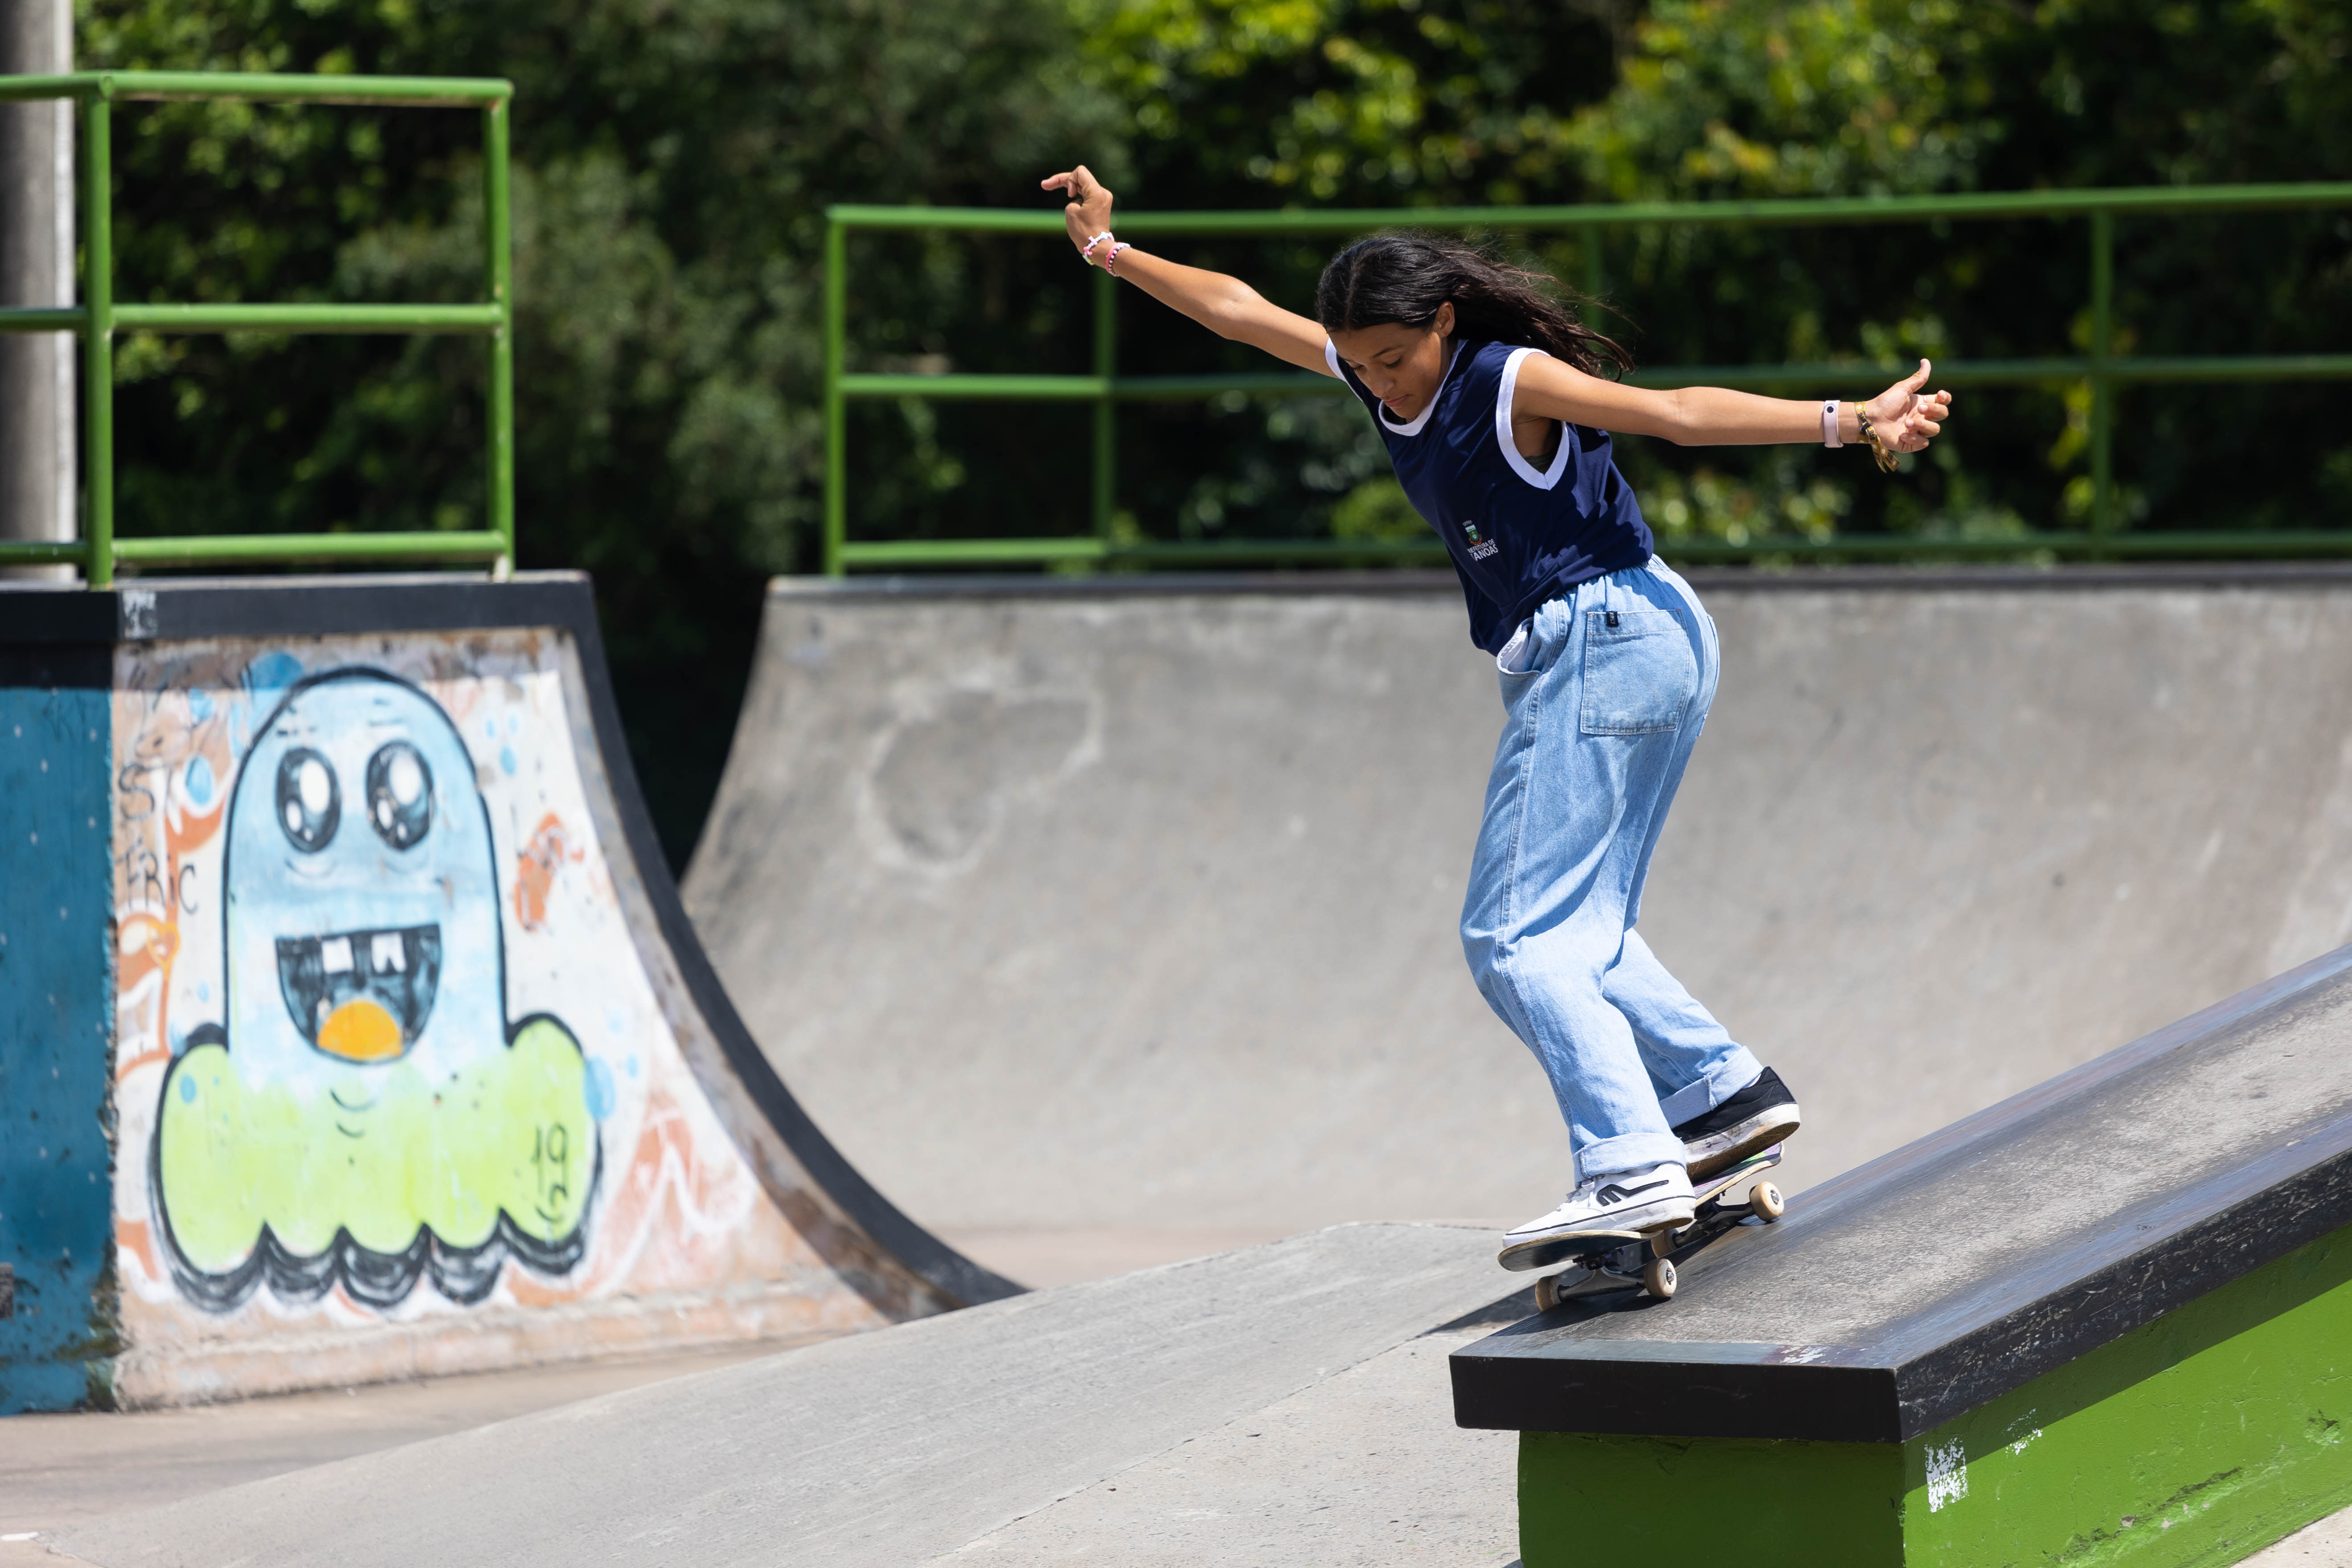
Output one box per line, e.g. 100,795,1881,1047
1460,521,1483,544
1462,520,1498,560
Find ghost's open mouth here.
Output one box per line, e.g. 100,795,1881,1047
276,925,443,1063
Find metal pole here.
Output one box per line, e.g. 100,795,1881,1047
79,88,107,585
2089,211,2114,551
1582,225,1606,330
0,0,74,577
822,216,846,576
483,96,513,577
1091,263,1115,540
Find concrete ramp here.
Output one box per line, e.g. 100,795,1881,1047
0,576,1009,1414
682,567,2352,1255
51,1224,1518,1568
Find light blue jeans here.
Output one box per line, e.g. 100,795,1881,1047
1461,557,1762,1182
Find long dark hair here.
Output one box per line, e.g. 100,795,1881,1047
1315,233,1633,378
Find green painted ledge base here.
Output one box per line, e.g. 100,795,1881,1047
1520,1226,2352,1567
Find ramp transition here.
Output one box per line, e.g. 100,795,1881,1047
0,575,1012,1414
684,566,2352,1266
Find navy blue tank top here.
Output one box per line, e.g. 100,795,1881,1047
1327,337,1654,653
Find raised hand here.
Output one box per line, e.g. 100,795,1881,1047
1864,359,1954,454
1040,165,1116,253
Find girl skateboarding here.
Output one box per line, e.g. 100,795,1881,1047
1041,165,1951,1265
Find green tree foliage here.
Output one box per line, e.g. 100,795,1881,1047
77,0,2352,848
1065,0,2352,556
84,0,1124,858
1546,0,2352,549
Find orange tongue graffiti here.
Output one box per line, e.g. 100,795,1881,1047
317,999,405,1062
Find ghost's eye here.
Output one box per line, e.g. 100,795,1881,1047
275,748,340,853
365,741,433,850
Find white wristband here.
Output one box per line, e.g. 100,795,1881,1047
1822,399,1842,449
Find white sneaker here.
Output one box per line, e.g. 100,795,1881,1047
1496,1162,1697,1273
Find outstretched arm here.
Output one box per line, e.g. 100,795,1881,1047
1041,165,1336,378
1512,353,1952,454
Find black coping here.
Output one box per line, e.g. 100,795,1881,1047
0,573,1023,1310
766,561,2352,602
1447,945,2352,1444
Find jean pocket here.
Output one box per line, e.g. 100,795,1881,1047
1495,618,1541,679
1580,609,1695,734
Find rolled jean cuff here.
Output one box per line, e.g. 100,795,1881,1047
1654,1046,1766,1130
1577,1130,1692,1182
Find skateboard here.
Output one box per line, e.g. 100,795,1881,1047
1527,1145,1787,1310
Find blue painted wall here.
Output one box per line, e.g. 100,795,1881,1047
0,655,117,1414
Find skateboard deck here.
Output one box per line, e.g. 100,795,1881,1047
1523,1145,1787,1306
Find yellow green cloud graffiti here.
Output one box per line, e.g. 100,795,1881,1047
158,1019,596,1307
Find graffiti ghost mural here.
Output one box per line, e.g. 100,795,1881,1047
155,669,598,1309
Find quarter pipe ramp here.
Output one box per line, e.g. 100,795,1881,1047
682,566,2352,1269
0,575,1011,1414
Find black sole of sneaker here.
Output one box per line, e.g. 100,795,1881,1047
1683,1107,1801,1180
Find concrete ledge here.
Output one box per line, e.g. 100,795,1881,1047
1459,944,2352,1564
1517,1226,2352,1567
1451,944,2352,1443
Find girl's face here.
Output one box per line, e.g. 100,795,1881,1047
1330,302,1455,422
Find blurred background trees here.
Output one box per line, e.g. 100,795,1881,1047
80,0,2352,859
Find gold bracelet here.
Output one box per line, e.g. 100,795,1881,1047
1856,410,1901,474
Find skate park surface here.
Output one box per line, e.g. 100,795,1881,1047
12,564,2352,1561
684,564,2352,1283
34,1224,1528,1567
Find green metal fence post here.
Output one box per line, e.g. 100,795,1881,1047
823,216,847,577
1582,223,1606,330
2090,210,2115,553
1092,263,1116,540
82,87,112,587
484,96,514,577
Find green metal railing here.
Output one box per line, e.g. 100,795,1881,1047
823,185,2352,574
0,71,514,585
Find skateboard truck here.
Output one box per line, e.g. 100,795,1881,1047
1532,1145,1787,1310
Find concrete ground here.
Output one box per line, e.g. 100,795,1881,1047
0,1341,804,1544
2248,1509,2352,1563
936,1225,1301,1288
4,1235,2343,1566
35,1226,1517,1568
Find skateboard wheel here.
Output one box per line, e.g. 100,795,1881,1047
1750,1182,1786,1221
1535,1273,1562,1312
1649,1230,1677,1258
1643,1257,1677,1299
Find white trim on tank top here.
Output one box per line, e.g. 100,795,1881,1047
1324,337,1460,438
1496,347,1575,491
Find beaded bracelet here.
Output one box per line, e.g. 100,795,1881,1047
1080,231,1113,259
